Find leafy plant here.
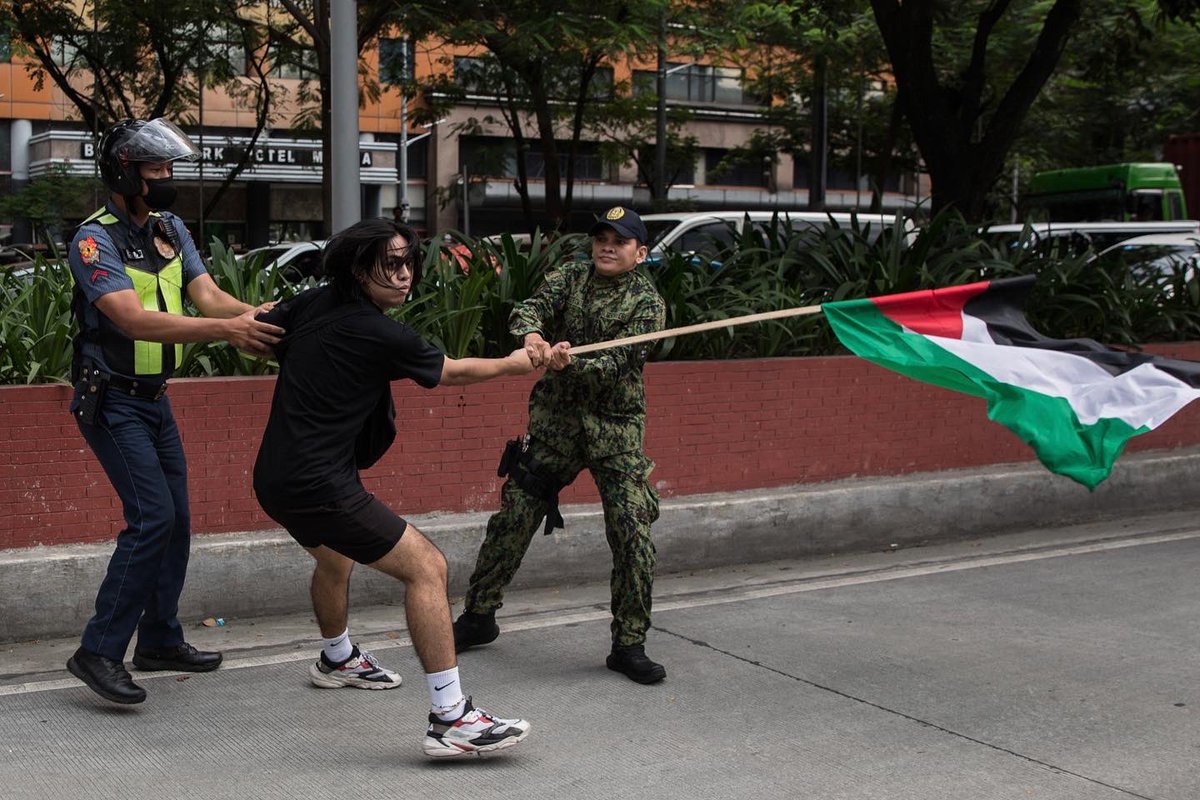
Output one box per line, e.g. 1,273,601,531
5,215,1200,386
0,255,76,385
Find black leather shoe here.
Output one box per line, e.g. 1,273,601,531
132,642,223,672
453,611,499,653
66,647,147,704
606,643,666,684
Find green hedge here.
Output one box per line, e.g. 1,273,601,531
4,210,1198,386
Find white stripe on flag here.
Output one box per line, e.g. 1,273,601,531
904,311,1200,429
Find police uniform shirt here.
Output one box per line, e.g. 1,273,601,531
68,201,206,378
253,284,446,506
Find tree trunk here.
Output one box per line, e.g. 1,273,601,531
870,0,1082,221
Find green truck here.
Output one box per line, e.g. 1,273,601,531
1024,163,1188,222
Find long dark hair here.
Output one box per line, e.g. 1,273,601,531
323,218,423,301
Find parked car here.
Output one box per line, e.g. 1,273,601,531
237,240,327,282
641,210,907,264
982,220,1200,259
1091,231,1200,296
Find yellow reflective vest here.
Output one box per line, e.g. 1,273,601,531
79,208,185,376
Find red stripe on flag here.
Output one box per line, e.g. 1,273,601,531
869,280,992,340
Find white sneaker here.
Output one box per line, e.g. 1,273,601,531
423,697,531,758
309,646,402,690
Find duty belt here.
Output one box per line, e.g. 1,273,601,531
79,363,168,400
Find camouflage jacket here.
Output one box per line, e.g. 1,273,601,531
510,259,666,459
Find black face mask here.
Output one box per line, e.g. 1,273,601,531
142,177,178,211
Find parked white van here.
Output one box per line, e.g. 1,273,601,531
1090,231,1200,296
641,210,906,262
981,220,1200,258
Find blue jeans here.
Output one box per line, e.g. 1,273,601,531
75,391,190,661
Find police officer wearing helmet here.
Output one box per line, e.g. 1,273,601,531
65,118,285,705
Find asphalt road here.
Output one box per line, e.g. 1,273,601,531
2,512,1198,800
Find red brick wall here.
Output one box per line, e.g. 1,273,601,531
5,345,1200,550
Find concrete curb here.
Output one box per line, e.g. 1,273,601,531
4,447,1199,643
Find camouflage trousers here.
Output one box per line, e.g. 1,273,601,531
463,436,660,646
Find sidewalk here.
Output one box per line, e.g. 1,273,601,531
4,447,1200,642
2,511,1198,799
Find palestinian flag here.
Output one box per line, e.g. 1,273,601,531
822,275,1200,489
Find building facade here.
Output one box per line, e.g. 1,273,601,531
0,22,922,249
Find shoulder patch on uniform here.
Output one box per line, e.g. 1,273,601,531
78,236,100,265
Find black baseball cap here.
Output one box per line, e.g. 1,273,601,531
588,206,648,245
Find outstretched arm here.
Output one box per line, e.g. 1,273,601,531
95,289,284,356
440,348,535,387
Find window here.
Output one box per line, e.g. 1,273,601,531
633,64,756,107
206,23,246,75
526,143,605,181
461,136,606,182
397,134,428,180
455,56,496,94
550,65,613,101
0,124,10,172
1169,191,1186,221
794,158,899,192
705,149,767,187
675,222,737,259
271,46,318,80
0,22,10,63
379,38,416,85
50,36,81,68
636,146,695,187
457,56,611,100
192,22,246,74
1128,190,1164,221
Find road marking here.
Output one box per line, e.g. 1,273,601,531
5,528,1198,698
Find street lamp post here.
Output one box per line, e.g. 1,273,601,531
330,0,361,234
654,57,698,208
398,37,409,223
654,12,667,204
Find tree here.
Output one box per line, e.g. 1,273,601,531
868,0,1200,220
8,0,286,231
400,0,667,231
733,3,913,213
0,166,92,246
1017,2,1200,168
265,0,400,235
590,94,700,207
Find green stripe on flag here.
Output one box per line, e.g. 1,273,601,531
823,298,1142,489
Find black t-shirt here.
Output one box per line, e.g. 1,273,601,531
253,284,445,507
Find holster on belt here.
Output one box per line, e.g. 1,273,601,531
74,364,109,425
497,436,567,535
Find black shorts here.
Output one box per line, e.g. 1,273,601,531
260,490,407,564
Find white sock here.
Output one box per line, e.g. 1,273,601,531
427,667,466,720
322,629,353,664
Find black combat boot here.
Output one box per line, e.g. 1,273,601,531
453,611,500,653
606,643,666,684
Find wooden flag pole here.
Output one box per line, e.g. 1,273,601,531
569,304,824,355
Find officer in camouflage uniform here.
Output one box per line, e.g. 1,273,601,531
453,207,668,684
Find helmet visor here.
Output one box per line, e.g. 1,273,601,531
119,118,200,164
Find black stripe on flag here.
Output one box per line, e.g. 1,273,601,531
962,275,1200,389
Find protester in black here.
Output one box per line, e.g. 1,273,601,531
253,218,534,759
